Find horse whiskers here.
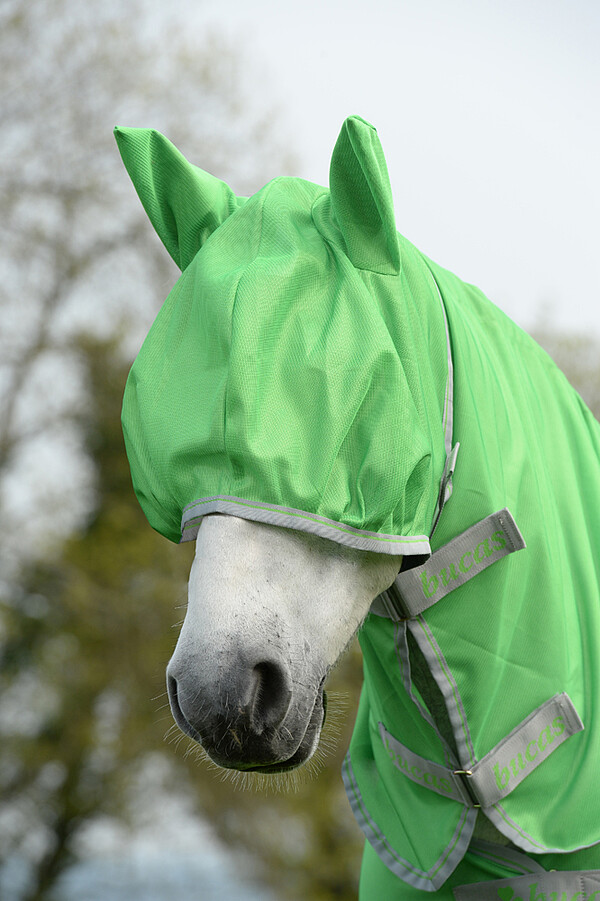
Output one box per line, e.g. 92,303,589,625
164,723,184,745
163,722,206,762
172,688,350,792
228,728,243,749
215,764,305,795
154,714,179,732
151,690,169,702
183,740,204,763
173,600,188,611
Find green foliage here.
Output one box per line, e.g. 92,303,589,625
533,326,600,420
1,335,365,900
0,4,364,897
0,339,189,895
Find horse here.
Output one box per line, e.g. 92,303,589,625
116,116,600,898
166,512,402,774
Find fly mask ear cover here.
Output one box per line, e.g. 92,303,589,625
115,127,247,271
115,117,450,555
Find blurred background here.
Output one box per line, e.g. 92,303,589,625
0,1,598,899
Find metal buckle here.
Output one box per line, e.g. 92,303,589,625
453,769,481,808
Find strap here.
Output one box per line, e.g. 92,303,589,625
378,508,526,620
379,693,583,809
379,723,475,806
467,692,584,808
453,869,600,900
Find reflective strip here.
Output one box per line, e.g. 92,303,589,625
453,869,600,900
380,694,583,809
467,839,545,876
379,723,473,806
423,264,458,541
409,615,477,769
426,263,455,461
382,509,526,619
343,752,477,892
467,693,584,808
392,622,455,768
180,495,431,556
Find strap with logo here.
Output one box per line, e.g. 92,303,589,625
380,692,584,809
453,869,600,900
377,508,526,620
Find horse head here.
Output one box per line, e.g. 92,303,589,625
167,514,402,771
115,116,437,772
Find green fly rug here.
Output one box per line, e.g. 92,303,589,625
115,116,600,898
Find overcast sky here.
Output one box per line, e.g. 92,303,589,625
191,0,599,337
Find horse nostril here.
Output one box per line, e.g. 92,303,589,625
166,673,201,741
250,661,292,733
167,673,183,724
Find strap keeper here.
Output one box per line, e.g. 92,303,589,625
452,769,481,809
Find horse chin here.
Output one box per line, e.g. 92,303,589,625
229,690,327,775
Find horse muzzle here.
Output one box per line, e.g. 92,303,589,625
166,652,326,771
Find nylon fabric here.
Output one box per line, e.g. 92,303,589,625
115,118,449,552
345,618,479,891
350,247,600,885
360,838,600,900
325,127,600,889
343,686,478,892
116,116,600,895
360,839,541,900
392,257,600,857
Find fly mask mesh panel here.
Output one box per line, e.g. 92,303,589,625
117,119,450,551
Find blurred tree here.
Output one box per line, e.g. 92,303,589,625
0,338,196,900
0,334,365,900
0,0,294,575
0,1,367,900
533,325,600,419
